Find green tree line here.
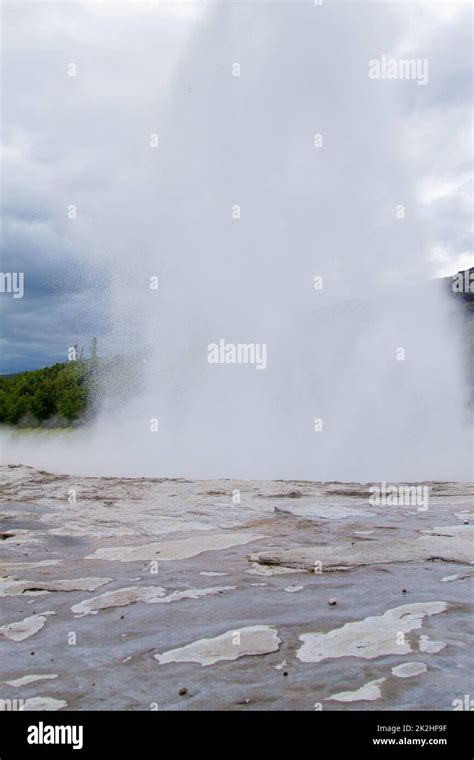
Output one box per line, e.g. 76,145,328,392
0,343,100,427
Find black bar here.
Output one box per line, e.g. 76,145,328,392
1,711,472,757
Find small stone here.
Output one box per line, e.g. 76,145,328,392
328,598,337,606
283,671,288,677
178,687,188,696
464,520,469,525
402,589,407,594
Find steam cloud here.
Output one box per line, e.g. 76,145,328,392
1,1,471,480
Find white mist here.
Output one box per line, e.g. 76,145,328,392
1,1,471,481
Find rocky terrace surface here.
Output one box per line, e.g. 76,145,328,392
0,465,472,711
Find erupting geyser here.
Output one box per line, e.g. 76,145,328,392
1,1,470,480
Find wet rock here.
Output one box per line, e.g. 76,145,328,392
1,466,472,710
0,577,112,597
252,525,474,572
392,662,427,678
155,625,281,667
6,674,58,688
418,635,446,654
297,602,448,662
0,612,54,642
22,697,67,711
71,585,235,616
86,533,265,563
275,503,374,521
327,678,386,702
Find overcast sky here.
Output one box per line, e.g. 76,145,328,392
0,0,472,374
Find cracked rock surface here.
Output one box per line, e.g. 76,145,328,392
0,465,472,710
